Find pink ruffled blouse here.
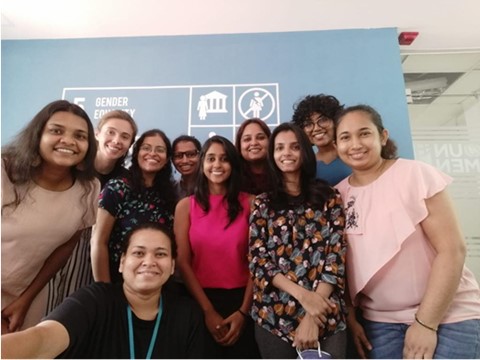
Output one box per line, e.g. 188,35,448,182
335,159,480,324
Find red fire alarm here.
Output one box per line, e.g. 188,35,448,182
398,31,419,45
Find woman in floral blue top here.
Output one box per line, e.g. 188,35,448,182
248,122,347,358
91,129,177,283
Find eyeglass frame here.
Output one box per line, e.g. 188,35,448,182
139,144,167,154
302,115,332,131
172,150,200,160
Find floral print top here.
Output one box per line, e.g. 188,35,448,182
248,191,347,344
99,177,174,282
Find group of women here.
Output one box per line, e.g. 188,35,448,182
2,96,480,359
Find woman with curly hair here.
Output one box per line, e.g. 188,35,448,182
292,94,351,185
91,129,176,283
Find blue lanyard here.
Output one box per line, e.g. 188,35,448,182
127,296,163,359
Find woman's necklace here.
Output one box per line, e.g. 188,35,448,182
127,296,163,359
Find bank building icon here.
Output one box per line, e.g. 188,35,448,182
197,91,228,120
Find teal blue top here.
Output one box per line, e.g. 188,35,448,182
316,157,351,186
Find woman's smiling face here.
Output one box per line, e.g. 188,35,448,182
119,228,175,295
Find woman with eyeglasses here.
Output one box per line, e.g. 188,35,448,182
172,135,201,199
91,129,177,283
292,94,351,186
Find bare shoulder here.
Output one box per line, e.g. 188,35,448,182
175,196,190,214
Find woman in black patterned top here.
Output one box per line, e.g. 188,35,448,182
248,122,347,358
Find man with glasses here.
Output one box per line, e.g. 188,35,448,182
292,94,351,186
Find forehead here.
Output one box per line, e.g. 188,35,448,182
242,123,266,136
337,111,374,131
142,134,166,146
47,111,88,131
101,118,134,133
275,130,297,143
174,140,197,151
127,228,171,250
310,112,323,119
206,142,225,154
310,112,332,121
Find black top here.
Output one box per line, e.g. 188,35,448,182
96,165,130,189
45,282,205,359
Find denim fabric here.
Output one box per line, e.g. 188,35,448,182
363,318,480,359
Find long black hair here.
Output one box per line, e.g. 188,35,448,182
194,135,243,228
2,100,97,224
268,122,335,210
235,118,273,194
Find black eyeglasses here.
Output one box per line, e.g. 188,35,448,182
172,150,199,160
302,115,331,131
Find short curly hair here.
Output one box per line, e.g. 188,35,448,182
291,94,344,126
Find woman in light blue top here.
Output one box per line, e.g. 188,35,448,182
292,94,351,186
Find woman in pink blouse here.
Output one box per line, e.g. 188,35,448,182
174,135,259,358
335,104,480,359
249,122,347,358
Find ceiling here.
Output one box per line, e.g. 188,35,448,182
2,0,480,127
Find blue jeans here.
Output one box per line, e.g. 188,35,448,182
363,318,480,359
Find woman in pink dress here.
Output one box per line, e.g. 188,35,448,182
334,104,480,359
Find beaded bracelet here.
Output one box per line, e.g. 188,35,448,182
238,309,249,318
414,313,438,332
